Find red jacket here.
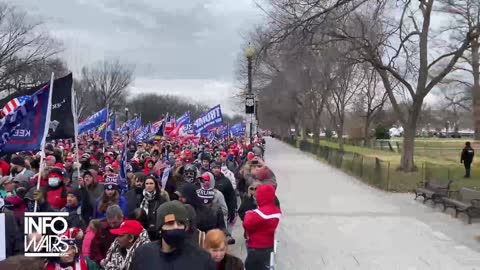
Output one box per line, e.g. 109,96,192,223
143,157,155,175
243,184,281,249
46,185,69,210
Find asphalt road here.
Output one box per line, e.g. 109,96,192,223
232,137,480,269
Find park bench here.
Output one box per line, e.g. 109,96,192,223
414,180,452,205
442,187,480,224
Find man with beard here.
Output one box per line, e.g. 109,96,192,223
9,156,34,178
125,172,147,214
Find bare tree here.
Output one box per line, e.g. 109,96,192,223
81,59,133,112
438,0,480,138
0,3,60,95
327,1,477,170
357,64,388,145
326,61,364,150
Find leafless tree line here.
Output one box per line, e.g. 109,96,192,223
242,0,480,171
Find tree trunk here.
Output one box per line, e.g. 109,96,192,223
400,110,420,171
472,37,480,139
363,114,371,147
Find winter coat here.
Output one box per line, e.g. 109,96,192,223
103,229,151,270
243,185,281,249
45,184,69,210
88,219,117,265
221,165,237,190
1,208,22,257
94,195,128,219
238,196,257,221
214,174,237,221
217,254,245,270
61,204,87,230
140,192,168,240
129,240,215,270
142,157,156,175
124,187,144,215
461,146,475,163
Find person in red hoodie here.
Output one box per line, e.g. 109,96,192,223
243,184,281,270
44,167,70,210
143,157,155,175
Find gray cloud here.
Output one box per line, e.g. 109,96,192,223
9,0,261,79
6,0,262,115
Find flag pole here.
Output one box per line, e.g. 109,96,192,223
103,105,109,153
72,86,81,188
34,72,54,212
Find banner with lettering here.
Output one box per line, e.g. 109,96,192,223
0,74,74,139
229,122,246,136
1,84,52,153
79,107,108,134
193,105,223,135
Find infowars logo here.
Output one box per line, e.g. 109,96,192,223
24,212,70,257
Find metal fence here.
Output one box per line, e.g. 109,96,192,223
282,137,429,192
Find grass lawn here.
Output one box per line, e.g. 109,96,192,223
303,138,480,192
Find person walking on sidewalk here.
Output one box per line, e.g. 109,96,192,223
461,141,475,178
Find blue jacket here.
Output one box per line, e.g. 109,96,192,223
94,195,128,219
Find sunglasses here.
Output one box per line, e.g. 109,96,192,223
249,187,257,191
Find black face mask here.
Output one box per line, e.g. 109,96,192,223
161,228,186,247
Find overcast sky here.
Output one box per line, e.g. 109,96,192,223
9,0,264,115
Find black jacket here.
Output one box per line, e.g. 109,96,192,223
218,254,244,270
214,174,237,220
125,188,144,215
144,195,167,240
129,240,215,270
2,209,22,257
461,147,475,163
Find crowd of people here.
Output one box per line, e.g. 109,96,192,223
0,132,281,270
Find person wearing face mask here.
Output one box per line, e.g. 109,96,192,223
102,220,150,270
94,174,128,219
125,172,147,215
44,167,69,210
130,201,215,270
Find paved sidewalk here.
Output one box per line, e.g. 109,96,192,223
265,138,480,269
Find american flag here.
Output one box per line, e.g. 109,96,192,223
151,119,164,132
1,96,29,116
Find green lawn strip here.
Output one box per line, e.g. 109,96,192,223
303,139,480,192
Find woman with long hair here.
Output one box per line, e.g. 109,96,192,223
204,229,244,270
139,174,168,240
94,174,128,218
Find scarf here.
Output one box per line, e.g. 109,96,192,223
103,229,151,270
139,189,156,214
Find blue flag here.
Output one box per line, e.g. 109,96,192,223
99,113,116,144
193,105,223,135
1,84,51,153
229,122,246,136
79,108,108,134
135,124,150,142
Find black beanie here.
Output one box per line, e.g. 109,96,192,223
67,188,82,201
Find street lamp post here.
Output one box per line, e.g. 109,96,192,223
125,107,129,122
245,45,256,144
